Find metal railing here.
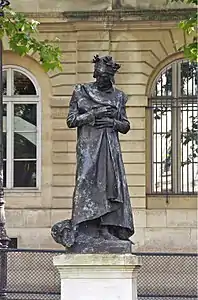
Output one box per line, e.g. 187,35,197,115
0,249,197,300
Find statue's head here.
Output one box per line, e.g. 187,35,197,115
92,55,120,89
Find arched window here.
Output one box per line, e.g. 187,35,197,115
149,59,197,194
3,66,41,189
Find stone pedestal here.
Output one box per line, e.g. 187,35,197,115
53,254,141,300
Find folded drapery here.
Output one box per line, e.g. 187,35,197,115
67,82,134,240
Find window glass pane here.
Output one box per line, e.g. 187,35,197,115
181,103,198,192
14,132,36,159
3,104,6,132
154,67,172,97
14,104,37,128
152,103,172,193
3,132,6,159
13,71,36,95
13,103,37,187
3,106,6,187
180,61,197,96
3,160,6,188
14,161,36,187
3,71,7,95
2,68,39,189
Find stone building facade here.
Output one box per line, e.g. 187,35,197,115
4,0,197,251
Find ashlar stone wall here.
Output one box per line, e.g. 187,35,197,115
10,0,195,12
4,15,197,251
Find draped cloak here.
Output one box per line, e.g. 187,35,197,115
67,82,134,240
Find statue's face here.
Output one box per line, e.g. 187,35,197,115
95,71,112,89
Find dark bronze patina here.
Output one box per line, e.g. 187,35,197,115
51,55,134,253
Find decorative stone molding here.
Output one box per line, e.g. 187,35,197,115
25,8,196,23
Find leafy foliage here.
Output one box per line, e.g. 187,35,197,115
171,0,197,61
0,6,62,72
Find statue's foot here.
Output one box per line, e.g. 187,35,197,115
100,227,119,241
76,232,99,243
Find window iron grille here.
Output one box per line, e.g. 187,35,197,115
149,59,198,194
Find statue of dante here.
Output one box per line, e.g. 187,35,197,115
51,55,134,253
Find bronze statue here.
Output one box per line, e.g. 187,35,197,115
51,55,134,253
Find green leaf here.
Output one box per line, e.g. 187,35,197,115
0,6,62,72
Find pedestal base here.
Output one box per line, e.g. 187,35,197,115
65,239,132,253
54,254,141,300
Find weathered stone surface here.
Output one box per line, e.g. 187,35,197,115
166,209,197,228
65,239,132,254
10,0,194,13
144,228,192,251
54,254,141,300
10,0,112,12
115,0,188,9
133,209,146,228
146,209,167,228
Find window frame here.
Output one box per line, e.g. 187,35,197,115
148,59,197,195
3,65,41,190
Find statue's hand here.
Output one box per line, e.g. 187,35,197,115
93,107,116,119
95,117,114,129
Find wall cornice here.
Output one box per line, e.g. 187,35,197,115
25,8,196,22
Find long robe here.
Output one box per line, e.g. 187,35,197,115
67,82,134,240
